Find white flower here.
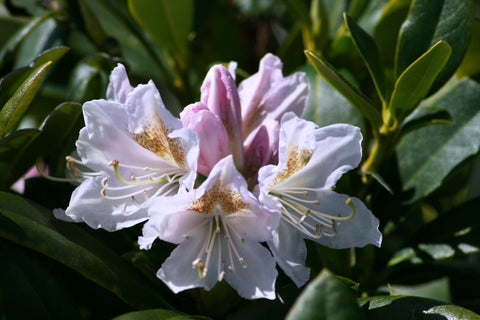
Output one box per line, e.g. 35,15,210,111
139,155,280,300
55,64,199,231
258,112,382,287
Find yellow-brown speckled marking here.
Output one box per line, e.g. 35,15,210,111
130,113,186,166
271,145,313,188
187,182,249,215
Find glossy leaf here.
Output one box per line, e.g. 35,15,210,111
112,309,210,320
305,50,382,130
344,13,387,103
395,0,473,91
373,0,412,67
457,19,480,78
128,0,193,58
0,192,171,310
0,12,54,71
0,129,40,189
286,269,365,320
301,64,363,129
359,295,479,319
388,41,451,122
0,61,52,137
399,105,453,138
397,77,480,202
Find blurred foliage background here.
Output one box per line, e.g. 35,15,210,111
1,0,480,319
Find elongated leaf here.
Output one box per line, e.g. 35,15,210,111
0,192,171,310
0,12,54,71
112,309,210,320
0,240,82,320
286,269,365,320
395,0,473,91
344,13,387,103
0,61,52,137
389,41,451,121
397,77,480,202
0,129,40,189
358,295,479,320
128,0,193,58
305,50,382,130
301,64,363,128
399,105,453,138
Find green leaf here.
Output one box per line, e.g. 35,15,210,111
0,129,41,189
424,305,480,319
388,41,451,122
0,192,171,310
457,19,480,78
399,104,453,138
395,0,473,91
0,240,83,320
112,309,210,320
344,13,387,103
396,77,480,202
301,64,363,128
0,61,52,137
128,0,193,58
305,50,382,130
0,12,54,71
286,269,365,320
373,0,412,67
358,295,479,320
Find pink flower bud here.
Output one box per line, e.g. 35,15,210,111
180,102,229,176
201,65,244,169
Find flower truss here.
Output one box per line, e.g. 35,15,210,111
57,54,382,300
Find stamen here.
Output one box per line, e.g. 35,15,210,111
218,271,226,281
111,160,168,186
239,257,247,268
35,158,85,183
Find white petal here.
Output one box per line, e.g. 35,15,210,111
157,229,219,293
224,238,278,300
277,113,363,190
64,177,149,231
300,190,382,248
267,221,310,287
106,64,133,103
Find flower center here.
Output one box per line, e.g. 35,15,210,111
271,145,313,188
186,182,249,215
129,113,186,166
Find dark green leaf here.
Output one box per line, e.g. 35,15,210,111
305,50,382,130
286,269,365,320
0,61,52,137
0,129,40,189
373,0,412,67
0,240,82,320
128,0,193,58
112,309,210,320
344,13,387,103
397,77,480,202
0,192,171,310
423,305,480,319
389,41,451,122
395,0,473,91
358,295,461,320
301,64,363,128
399,105,453,138
457,19,480,78
0,12,54,71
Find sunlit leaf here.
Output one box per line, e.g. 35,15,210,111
305,50,382,130
358,295,478,320
286,269,365,320
344,13,387,103
388,41,451,122
397,77,480,202
0,61,52,137
395,0,473,92
128,0,193,59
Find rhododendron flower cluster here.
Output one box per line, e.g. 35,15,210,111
56,54,382,300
